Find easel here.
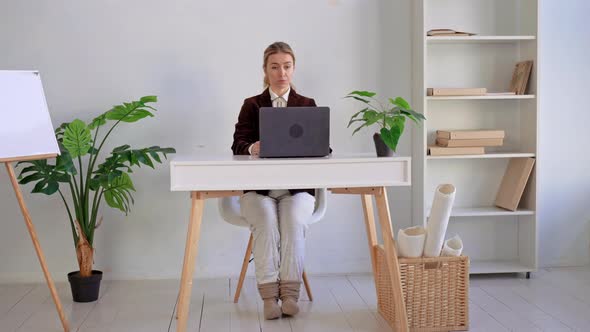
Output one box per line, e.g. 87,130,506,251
2,155,70,332
1,70,69,331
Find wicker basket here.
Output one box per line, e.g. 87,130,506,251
375,245,469,332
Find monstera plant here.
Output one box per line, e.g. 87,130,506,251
17,96,175,302
345,91,425,156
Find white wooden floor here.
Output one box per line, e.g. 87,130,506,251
1,267,589,332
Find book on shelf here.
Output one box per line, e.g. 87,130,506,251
437,130,505,140
509,60,534,95
428,146,485,156
427,88,487,96
427,29,476,37
485,92,517,96
436,137,503,147
495,158,536,211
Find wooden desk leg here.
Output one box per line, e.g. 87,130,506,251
176,191,205,332
375,187,408,332
360,194,379,289
5,163,70,332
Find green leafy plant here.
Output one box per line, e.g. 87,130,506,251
17,96,175,277
345,91,426,152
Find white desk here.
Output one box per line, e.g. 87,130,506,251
170,154,411,332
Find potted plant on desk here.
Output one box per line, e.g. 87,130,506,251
17,96,175,302
345,91,425,156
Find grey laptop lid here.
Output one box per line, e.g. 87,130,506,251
259,107,330,158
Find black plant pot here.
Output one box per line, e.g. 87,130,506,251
373,133,394,157
67,270,103,302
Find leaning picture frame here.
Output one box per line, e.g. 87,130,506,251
509,60,534,95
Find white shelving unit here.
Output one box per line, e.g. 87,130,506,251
412,0,539,276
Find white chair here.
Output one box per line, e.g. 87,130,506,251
219,188,328,303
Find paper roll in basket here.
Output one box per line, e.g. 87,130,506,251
442,234,463,257
396,226,426,258
424,184,456,257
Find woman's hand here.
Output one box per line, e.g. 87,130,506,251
250,141,261,156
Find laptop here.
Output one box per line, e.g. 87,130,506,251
259,107,330,158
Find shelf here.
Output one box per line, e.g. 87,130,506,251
470,260,533,274
427,36,536,44
416,0,539,277
427,152,535,160
445,206,534,217
427,95,535,100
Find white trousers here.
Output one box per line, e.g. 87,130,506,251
240,190,316,284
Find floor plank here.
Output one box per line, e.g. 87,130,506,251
288,276,354,332
229,277,262,332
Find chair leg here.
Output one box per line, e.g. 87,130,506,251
302,270,313,301
234,233,254,303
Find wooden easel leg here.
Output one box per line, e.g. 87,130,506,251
374,187,408,332
360,194,379,293
234,233,254,303
5,163,70,332
176,191,205,332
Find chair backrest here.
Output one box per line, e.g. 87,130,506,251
218,188,328,227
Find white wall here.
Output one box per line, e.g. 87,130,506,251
0,0,414,282
538,0,590,267
1,0,588,283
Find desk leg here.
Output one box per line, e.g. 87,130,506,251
375,187,408,332
176,191,205,332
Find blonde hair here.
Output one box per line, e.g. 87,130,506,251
263,42,296,88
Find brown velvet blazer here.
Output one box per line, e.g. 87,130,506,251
231,88,317,196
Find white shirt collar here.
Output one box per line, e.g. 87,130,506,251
269,86,290,103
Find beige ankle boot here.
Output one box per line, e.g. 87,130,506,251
279,280,301,316
257,282,281,320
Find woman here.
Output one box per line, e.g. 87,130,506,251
231,42,317,320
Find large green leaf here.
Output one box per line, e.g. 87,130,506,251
63,119,92,158
55,143,77,176
344,95,370,104
54,122,70,143
102,172,136,214
17,159,65,195
380,117,405,152
88,114,107,130
362,110,380,126
105,96,158,123
106,104,153,123
400,109,426,125
93,146,175,188
389,97,411,110
347,90,377,98
140,95,157,103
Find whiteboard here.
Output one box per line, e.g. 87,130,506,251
0,71,60,162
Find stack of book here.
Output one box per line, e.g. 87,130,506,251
427,88,487,97
429,130,505,156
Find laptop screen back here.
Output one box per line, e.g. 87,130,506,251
259,107,330,158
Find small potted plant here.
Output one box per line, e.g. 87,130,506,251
17,96,175,302
345,91,425,156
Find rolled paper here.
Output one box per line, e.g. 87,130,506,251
397,226,426,258
424,184,456,257
441,234,463,257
